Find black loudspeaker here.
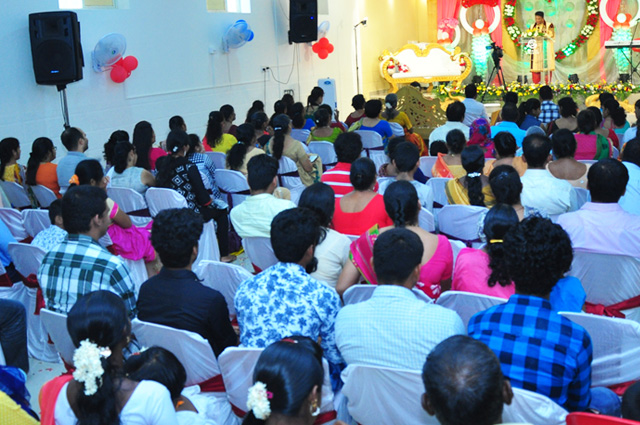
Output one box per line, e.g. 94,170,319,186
289,0,317,44
29,11,84,86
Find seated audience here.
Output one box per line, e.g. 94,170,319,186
429,140,448,157
356,99,395,147
336,227,463,370
503,91,518,105
547,97,579,134
25,137,60,197
31,199,67,251
0,220,20,283
137,208,237,357
547,129,590,189
298,183,350,289
621,99,640,145
483,132,527,176
226,123,265,176
0,364,38,424
220,104,238,137
169,115,187,132
133,120,167,172
266,114,321,186
431,129,466,178
304,86,324,118
488,165,545,221
469,217,620,415
574,110,611,160
0,138,24,184
422,335,514,425
246,100,265,123
320,132,362,198
57,127,88,192
103,130,129,169
603,99,630,137
110,141,156,194
446,146,495,207
429,101,469,148
235,208,343,366
39,291,177,424
462,83,489,126
337,181,453,299
378,137,427,183
382,93,426,155
186,134,226,200
37,186,137,317
588,106,619,149
230,154,296,238
156,130,233,262
539,85,560,125
520,133,573,215
558,158,640,257
203,111,238,153
620,138,640,215
345,94,366,128
378,142,433,211
467,118,494,158
518,98,542,131
490,103,526,147
251,112,271,148
0,300,28,373
308,108,342,143
331,157,392,235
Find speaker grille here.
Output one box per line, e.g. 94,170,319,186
33,40,75,84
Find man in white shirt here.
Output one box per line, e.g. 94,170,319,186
620,139,640,215
490,103,527,147
520,133,573,215
428,101,470,148
230,154,296,238
621,99,640,146
462,83,489,126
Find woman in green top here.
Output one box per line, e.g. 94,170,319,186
307,108,343,144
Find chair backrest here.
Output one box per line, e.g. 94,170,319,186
566,412,640,425
502,387,567,425
418,208,435,232
277,156,304,192
341,364,438,425
290,129,310,143
40,308,76,365
196,221,221,266
21,209,50,238
612,145,620,159
145,187,188,217
215,169,250,209
242,237,278,271
437,205,487,246
0,208,28,240
7,243,45,277
571,251,640,321
425,177,450,208
194,260,253,316
419,156,437,178
356,130,388,170
449,239,467,269
0,181,31,209
107,187,151,227
308,141,338,169
119,257,149,293
560,312,640,387
343,284,377,305
132,319,219,387
572,187,591,211
205,151,226,170
578,159,598,165
436,290,506,328
30,185,57,208
389,122,405,137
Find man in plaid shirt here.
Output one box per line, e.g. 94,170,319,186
539,85,560,124
468,217,620,415
38,185,137,318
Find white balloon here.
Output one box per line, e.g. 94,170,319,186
475,19,486,29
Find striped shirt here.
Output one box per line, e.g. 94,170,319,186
321,162,353,198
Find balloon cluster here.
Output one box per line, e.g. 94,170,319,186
312,37,334,59
110,56,138,83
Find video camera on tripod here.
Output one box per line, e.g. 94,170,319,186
486,41,504,67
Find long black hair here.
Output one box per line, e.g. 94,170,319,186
383,180,420,227
461,146,486,207
205,111,225,149
227,123,255,171
124,346,186,402
132,121,154,170
484,204,519,287
112,141,135,174
246,101,265,123
271,114,291,160
0,137,19,182
299,183,335,228
67,290,131,425
26,137,54,186
104,130,129,165
75,159,104,186
156,130,190,188
307,87,324,107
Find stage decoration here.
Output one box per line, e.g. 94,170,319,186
223,19,254,52
600,0,640,74
109,56,138,83
312,37,334,59
504,0,599,61
459,0,501,78
437,18,461,49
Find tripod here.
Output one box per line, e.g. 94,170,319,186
482,50,507,103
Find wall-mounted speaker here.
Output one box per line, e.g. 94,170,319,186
289,0,317,44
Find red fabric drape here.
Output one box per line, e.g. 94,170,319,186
484,5,503,47
600,0,623,78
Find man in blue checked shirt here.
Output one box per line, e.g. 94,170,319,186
468,217,621,416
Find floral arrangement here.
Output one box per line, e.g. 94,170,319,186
72,339,112,396
247,381,273,420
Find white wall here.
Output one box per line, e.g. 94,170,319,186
0,0,358,162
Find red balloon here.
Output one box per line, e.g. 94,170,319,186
318,50,329,59
110,65,127,83
319,37,329,46
326,43,334,53
312,43,321,53
122,56,138,72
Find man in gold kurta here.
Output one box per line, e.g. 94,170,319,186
529,11,555,84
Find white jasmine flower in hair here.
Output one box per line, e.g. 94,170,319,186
72,339,106,396
247,381,272,420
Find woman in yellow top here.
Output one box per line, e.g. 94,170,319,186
432,129,467,178
0,137,23,183
483,132,527,176
446,146,496,207
204,110,238,153
308,108,343,144
381,93,426,155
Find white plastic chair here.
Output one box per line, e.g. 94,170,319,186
7,242,59,362
449,239,467,270
560,311,640,388
419,156,438,178
0,181,31,209
40,308,75,365
572,187,591,211
571,250,640,322
578,159,598,165
356,130,388,171
343,284,377,305
215,169,250,209
205,151,226,170
308,141,338,170
30,184,58,208
242,237,278,272
194,260,252,317
0,208,28,241
437,205,487,247
120,257,149,293
277,156,305,204
107,187,151,227
436,290,506,328
418,208,435,232
389,122,405,137
341,364,438,425
502,387,567,425
22,209,50,238
290,129,310,143
425,177,450,208
0,262,30,314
